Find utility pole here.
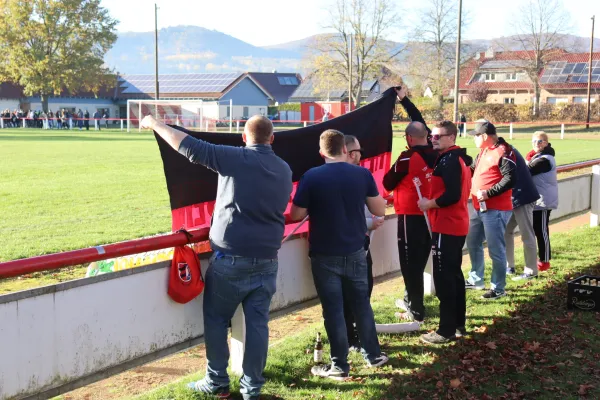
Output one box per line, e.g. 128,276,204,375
586,15,595,129
348,34,353,113
452,0,463,125
154,4,160,102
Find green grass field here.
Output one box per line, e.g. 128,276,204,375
128,225,600,400
1,127,599,262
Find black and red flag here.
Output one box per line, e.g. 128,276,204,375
154,87,398,235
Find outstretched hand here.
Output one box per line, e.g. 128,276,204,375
140,115,158,130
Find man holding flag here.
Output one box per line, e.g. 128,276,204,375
141,114,292,400
383,86,438,324
291,129,389,380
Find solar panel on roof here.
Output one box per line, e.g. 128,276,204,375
562,63,575,74
573,63,586,73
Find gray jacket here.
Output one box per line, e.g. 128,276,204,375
529,149,558,210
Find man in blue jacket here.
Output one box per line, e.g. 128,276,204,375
505,147,540,280
142,114,292,400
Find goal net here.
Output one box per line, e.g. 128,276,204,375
126,99,233,132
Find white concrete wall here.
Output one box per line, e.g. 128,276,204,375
0,173,594,400
26,101,117,117
0,99,19,111
552,174,592,220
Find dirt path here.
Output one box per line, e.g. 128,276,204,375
60,212,592,400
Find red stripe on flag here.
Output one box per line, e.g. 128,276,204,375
171,152,392,237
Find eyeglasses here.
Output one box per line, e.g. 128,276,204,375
431,133,453,141
532,139,544,144
349,149,364,156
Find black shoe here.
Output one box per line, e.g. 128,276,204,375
311,364,349,380
481,290,506,300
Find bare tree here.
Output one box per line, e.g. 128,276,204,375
304,0,402,107
506,0,573,115
406,0,467,109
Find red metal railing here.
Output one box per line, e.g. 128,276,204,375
0,159,598,279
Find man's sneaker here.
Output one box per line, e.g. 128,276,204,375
395,298,409,312
394,310,423,324
506,267,516,275
455,327,467,338
420,331,455,344
348,345,361,353
366,353,389,367
512,272,537,281
187,378,230,398
465,280,485,290
481,290,506,300
311,364,348,380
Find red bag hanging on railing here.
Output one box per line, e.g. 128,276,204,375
168,245,205,304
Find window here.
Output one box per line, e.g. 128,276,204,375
226,106,230,117
503,98,515,104
243,106,249,118
506,73,517,81
485,73,496,82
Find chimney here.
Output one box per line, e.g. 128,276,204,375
485,47,495,59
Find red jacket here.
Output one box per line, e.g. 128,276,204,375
383,146,438,215
471,138,516,211
428,146,472,236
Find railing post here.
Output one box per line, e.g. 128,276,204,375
120,119,124,131
303,121,307,128
591,165,600,227
230,305,246,375
561,123,565,140
1,117,4,129
509,122,513,140
23,118,26,128
205,121,209,131
236,120,240,133
95,120,98,130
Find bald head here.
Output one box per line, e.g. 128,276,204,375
244,115,274,144
405,122,428,138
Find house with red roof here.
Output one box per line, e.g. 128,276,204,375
456,48,600,105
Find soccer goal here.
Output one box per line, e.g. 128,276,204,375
126,99,234,132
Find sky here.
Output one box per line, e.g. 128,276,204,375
101,0,600,47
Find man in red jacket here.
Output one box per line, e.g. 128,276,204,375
383,86,438,323
417,121,472,344
466,120,516,300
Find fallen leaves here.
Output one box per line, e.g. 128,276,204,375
578,384,594,395
485,342,497,350
449,378,461,388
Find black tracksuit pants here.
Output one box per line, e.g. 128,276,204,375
397,214,431,321
432,232,467,338
533,209,552,262
343,236,373,347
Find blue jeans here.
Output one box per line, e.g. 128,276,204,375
466,209,512,293
203,254,278,398
311,249,381,373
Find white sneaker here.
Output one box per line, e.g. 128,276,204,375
465,280,485,290
366,353,389,368
395,299,408,311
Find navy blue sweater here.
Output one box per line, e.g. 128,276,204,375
178,136,293,259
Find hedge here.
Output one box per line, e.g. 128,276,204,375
394,102,600,123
